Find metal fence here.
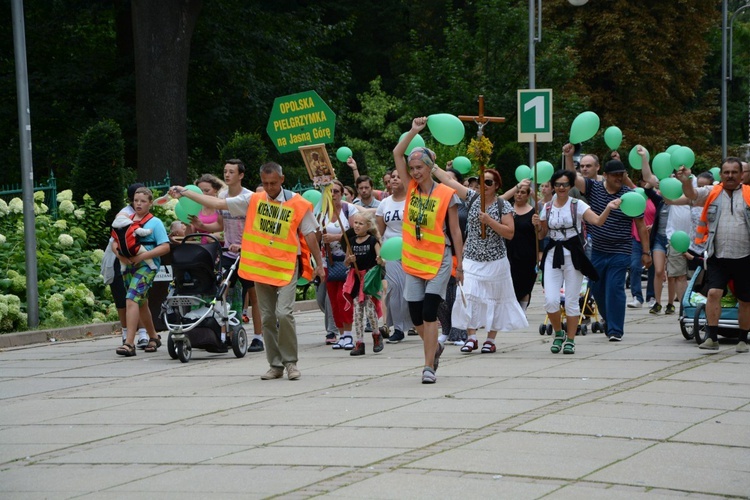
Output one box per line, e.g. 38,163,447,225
0,172,173,220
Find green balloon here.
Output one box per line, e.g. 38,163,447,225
427,114,465,146
399,132,425,155
670,146,695,169
515,165,532,182
666,144,681,155
604,126,622,150
635,187,647,200
297,276,310,286
659,177,683,200
179,184,203,216
620,191,646,217
380,236,403,262
174,202,192,224
452,156,472,175
336,146,353,163
533,161,554,183
652,152,674,180
628,145,649,170
710,167,721,181
670,230,690,253
302,189,322,206
569,111,600,143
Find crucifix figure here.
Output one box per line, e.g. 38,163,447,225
459,95,505,238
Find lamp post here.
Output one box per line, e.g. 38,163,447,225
722,0,750,160
528,0,588,167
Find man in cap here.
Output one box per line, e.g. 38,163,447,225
566,149,652,341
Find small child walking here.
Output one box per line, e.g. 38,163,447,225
344,212,384,356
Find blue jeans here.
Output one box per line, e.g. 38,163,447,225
590,250,630,339
630,240,655,303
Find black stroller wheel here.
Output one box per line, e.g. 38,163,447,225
232,327,248,358
177,338,192,363
693,303,708,345
167,333,178,359
538,324,546,335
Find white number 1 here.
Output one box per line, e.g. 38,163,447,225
524,96,545,129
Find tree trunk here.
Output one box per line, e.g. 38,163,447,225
132,0,202,185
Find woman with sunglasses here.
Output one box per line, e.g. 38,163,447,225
532,170,621,354
393,117,464,384
320,179,360,349
431,163,528,356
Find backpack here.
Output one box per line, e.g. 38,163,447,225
544,198,587,247
111,212,154,258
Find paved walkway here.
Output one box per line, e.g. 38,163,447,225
1,291,748,499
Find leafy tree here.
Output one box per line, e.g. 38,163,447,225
218,131,269,189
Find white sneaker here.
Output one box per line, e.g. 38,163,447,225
647,298,656,308
627,298,643,308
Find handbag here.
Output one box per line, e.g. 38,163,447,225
363,264,383,296
327,254,349,282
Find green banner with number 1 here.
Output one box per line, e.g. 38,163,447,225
517,89,553,143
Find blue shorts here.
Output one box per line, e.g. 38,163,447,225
652,233,668,254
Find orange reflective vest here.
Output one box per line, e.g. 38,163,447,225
239,190,314,286
402,180,455,279
695,184,750,254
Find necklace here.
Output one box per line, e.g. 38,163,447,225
266,192,285,246
415,182,435,241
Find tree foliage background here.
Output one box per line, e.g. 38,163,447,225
1,0,749,192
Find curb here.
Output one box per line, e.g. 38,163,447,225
0,300,321,349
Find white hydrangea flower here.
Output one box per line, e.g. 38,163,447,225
33,190,45,202
99,200,111,211
9,198,23,214
46,293,65,312
0,234,5,245
74,209,85,219
58,234,74,247
59,254,71,264
0,198,8,216
91,248,104,264
70,227,86,240
166,198,178,210
59,200,75,214
50,311,66,324
53,219,68,230
83,194,92,202
33,203,49,215
56,189,73,202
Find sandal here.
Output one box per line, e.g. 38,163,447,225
144,337,162,353
116,343,136,357
550,331,565,354
563,339,575,354
481,341,496,353
460,339,478,353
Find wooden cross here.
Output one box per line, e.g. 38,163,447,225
459,95,505,138
459,95,505,238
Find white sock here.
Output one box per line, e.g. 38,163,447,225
253,334,262,341
467,334,477,341
137,328,148,340
484,338,495,345
343,331,352,338
121,327,128,341
438,333,448,344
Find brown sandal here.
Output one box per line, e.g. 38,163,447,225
116,343,136,357
144,337,162,353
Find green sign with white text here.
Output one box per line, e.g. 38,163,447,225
266,90,336,154
517,89,553,142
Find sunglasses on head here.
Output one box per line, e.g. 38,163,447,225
484,179,494,187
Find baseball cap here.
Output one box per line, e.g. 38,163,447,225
604,159,626,174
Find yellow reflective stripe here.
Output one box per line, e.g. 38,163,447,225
402,222,445,244
402,256,438,275
402,243,443,263
246,252,296,270
245,233,297,253
239,261,292,281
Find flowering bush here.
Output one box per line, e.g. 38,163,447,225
0,191,169,333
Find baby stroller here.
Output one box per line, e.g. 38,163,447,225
161,234,247,363
679,265,740,343
538,277,603,336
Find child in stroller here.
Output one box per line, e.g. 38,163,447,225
161,234,248,362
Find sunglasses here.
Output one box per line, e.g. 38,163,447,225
484,179,494,187
554,182,570,188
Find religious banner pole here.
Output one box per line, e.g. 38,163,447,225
459,95,505,239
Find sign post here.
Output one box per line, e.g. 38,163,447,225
517,89,552,143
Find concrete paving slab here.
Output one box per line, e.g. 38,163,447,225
206,445,405,467
587,442,750,497
600,388,748,410
670,409,750,446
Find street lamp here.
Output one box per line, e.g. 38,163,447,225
721,0,750,160
528,0,588,166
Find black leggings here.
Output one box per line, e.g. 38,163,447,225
408,293,442,326
110,264,126,309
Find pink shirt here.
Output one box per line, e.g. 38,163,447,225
631,198,655,242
